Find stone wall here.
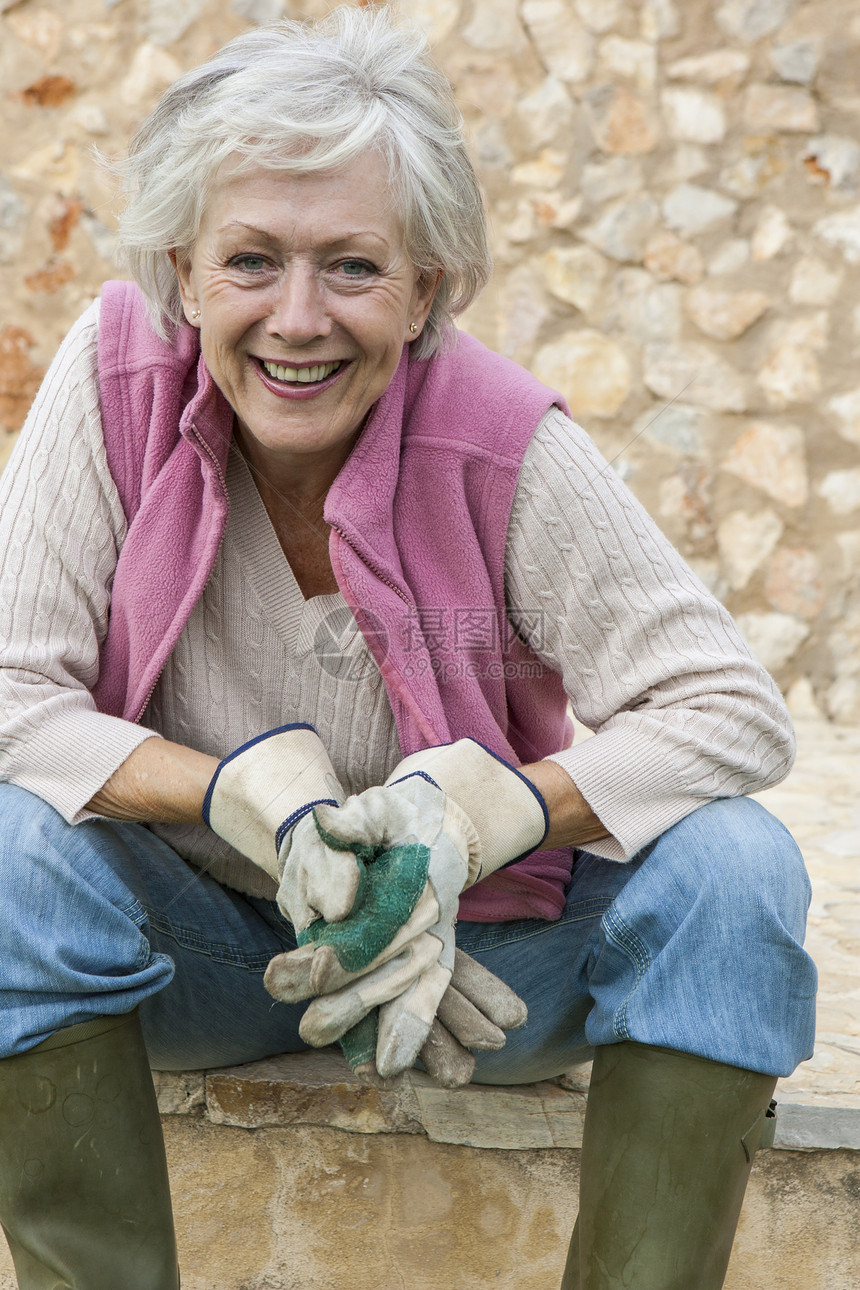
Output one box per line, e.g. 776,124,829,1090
1,0,859,716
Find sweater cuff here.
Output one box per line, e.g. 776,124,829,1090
547,727,705,862
3,706,162,825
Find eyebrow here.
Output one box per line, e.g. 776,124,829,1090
215,221,391,249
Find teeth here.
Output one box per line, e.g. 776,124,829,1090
262,360,341,384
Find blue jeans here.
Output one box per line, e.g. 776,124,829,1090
0,784,816,1079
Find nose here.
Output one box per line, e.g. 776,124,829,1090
265,265,332,346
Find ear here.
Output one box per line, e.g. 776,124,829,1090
169,249,201,328
408,268,443,341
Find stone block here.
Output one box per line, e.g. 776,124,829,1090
735,611,810,672
686,286,769,340
533,330,631,418
802,135,860,190
580,195,660,261
661,183,738,236
661,87,727,144
716,0,793,42
721,421,808,506
818,468,860,516
205,1049,423,1135
520,0,593,82
585,84,661,156
716,509,784,591
827,389,860,446
644,230,704,284
813,206,860,263
643,341,746,412
743,84,820,133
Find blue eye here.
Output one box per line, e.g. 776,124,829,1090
231,254,267,272
340,260,374,277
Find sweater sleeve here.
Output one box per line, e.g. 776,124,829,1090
0,299,161,823
504,406,795,862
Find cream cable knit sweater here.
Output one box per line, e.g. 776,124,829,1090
0,301,794,900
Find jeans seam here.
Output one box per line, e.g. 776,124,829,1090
456,898,613,954
145,911,279,972
602,907,651,1041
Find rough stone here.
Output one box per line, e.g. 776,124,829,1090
584,84,661,155
644,230,704,284
579,195,660,261
0,326,44,432
772,311,829,351
634,402,710,456
661,183,738,237
813,206,860,264
716,508,784,591
769,37,821,84
643,343,747,412
818,469,860,516
0,178,26,267
510,148,565,188
743,84,820,134
471,120,513,170
540,245,609,312
721,420,808,506
757,341,821,408
716,0,794,43
751,205,792,260
580,157,643,206
719,141,789,198
229,0,285,25
655,143,709,184
154,1070,206,1116
827,389,860,447
707,239,751,276
598,37,657,92
575,0,623,33
601,269,682,342
206,1050,423,1135
120,43,182,106
516,77,575,150
397,0,462,44
790,256,843,306
686,286,769,340
520,0,593,82
661,87,727,144
639,0,680,41
5,8,64,61
764,547,825,619
802,136,860,191
463,0,525,51
496,263,551,357
667,50,750,83
657,464,713,545
15,74,77,108
533,330,631,419
146,0,206,46
734,611,810,672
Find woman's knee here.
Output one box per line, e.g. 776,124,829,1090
654,796,811,930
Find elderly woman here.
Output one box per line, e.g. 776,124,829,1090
0,8,815,1290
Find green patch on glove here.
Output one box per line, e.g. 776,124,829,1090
339,1011,379,1072
296,812,431,973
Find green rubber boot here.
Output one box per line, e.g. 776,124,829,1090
0,1012,180,1290
561,1042,777,1290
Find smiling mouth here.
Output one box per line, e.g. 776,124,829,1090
259,358,344,385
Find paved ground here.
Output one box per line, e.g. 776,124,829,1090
753,718,860,1113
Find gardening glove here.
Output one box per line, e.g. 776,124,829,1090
202,723,361,926
341,948,528,1089
266,750,542,1078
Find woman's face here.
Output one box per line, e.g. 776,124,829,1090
174,153,437,480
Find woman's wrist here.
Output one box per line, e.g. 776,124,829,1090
519,759,609,850
85,736,220,825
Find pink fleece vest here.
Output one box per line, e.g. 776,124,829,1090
95,281,575,921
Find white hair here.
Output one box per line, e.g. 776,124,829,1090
113,5,491,358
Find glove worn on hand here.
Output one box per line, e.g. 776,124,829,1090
267,741,547,1079
202,724,361,928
